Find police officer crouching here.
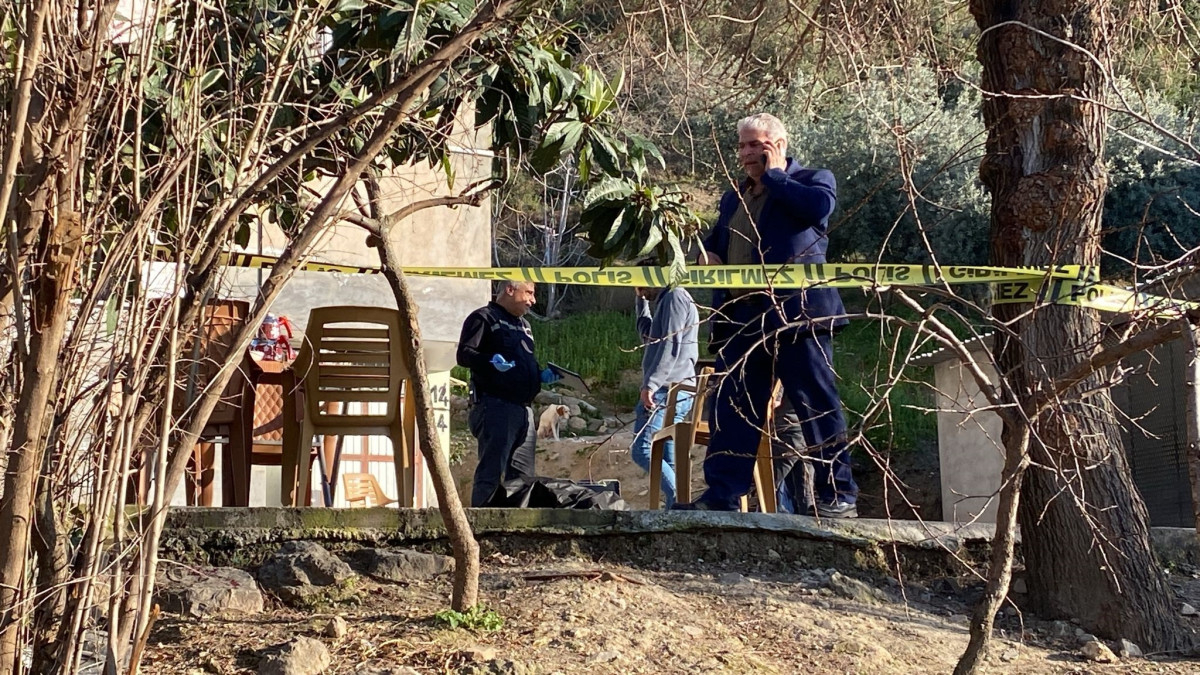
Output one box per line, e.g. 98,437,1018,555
456,280,558,506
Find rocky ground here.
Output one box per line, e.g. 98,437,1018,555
143,539,1200,674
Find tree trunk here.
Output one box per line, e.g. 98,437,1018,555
372,231,481,611
30,428,70,674
955,423,1029,674
0,212,85,674
127,276,183,675
973,0,1193,651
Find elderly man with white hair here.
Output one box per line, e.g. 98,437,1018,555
680,112,857,517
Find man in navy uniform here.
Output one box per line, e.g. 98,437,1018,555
457,280,557,506
682,113,857,517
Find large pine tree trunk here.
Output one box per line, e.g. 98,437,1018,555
972,0,1193,651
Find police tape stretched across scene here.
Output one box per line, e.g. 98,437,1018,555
153,246,1090,289
150,245,1198,318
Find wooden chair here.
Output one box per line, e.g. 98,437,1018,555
128,299,265,507
649,367,713,510
648,368,778,513
745,382,783,513
281,306,417,507
192,300,255,506
342,472,398,507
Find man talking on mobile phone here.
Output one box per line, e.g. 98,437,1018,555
679,112,857,517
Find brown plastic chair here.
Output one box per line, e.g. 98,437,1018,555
281,306,417,507
648,368,777,513
649,367,713,509
746,382,782,513
130,299,250,507
342,472,398,507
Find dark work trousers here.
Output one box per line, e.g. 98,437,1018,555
701,321,857,510
468,395,537,506
769,402,814,514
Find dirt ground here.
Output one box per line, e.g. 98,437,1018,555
143,551,1200,674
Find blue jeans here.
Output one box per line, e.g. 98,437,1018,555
631,386,694,507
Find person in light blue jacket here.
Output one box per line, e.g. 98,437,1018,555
630,275,700,507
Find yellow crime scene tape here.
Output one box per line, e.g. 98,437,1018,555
155,246,1197,318
157,246,1089,287
992,277,1200,319
223,251,385,275
398,262,1091,289
411,264,1196,318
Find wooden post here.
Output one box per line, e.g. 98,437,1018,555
1185,323,1200,548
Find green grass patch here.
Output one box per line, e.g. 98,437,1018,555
447,307,941,453
528,311,644,386
434,605,504,631
451,311,644,390
832,317,936,453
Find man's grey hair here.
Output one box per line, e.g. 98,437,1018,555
494,280,534,298
737,113,788,145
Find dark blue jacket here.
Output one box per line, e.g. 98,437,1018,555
456,302,541,405
703,159,847,343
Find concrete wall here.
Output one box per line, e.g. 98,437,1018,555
929,336,1198,527
933,359,1003,523
219,135,492,343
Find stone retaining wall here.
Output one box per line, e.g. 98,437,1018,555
157,508,1075,577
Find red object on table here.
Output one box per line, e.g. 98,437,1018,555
250,314,297,362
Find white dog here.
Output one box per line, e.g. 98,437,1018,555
537,405,570,440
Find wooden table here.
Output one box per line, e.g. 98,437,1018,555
223,356,284,507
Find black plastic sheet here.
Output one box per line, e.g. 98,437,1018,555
484,477,628,510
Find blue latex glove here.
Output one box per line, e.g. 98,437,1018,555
491,353,515,372
540,367,561,384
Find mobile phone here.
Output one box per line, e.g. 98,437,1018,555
760,153,768,167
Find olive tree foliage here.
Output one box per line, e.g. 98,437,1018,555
561,0,1200,272
1102,90,1200,276
680,65,1200,272
0,0,674,672
749,64,992,266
